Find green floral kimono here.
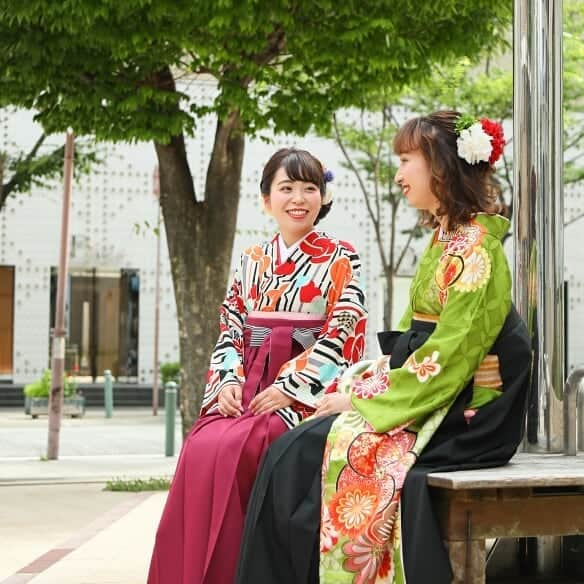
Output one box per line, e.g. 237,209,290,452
319,214,512,583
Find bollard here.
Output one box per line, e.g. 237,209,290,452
104,369,114,418
165,381,177,456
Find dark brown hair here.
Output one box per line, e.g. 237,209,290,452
260,148,332,225
393,110,503,230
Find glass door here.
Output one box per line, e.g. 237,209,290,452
50,267,140,380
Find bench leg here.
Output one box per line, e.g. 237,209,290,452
448,539,485,584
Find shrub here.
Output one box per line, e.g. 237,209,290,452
23,369,78,398
159,361,181,386
104,477,171,492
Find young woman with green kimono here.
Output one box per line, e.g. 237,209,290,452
236,111,532,584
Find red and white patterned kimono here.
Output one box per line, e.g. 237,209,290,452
148,230,368,584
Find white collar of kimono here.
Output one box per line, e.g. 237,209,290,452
278,230,315,262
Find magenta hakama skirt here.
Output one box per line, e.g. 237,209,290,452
147,314,324,584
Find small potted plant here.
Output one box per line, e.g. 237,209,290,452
159,361,181,386
23,369,85,418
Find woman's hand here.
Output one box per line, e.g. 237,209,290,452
313,393,354,417
249,386,294,415
218,382,244,417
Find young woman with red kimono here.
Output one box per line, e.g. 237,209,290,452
236,111,532,584
147,148,368,584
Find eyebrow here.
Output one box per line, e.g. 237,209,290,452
276,179,293,186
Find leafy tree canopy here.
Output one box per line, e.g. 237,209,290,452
0,0,511,142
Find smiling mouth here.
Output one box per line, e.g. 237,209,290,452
287,209,309,218
402,186,410,195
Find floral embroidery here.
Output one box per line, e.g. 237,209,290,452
320,504,339,553
439,221,485,257
330,487,379,537
439,288,448,306
245,245,271,275
274,259,296,276
300,232,337,263
464,408,477,424
406,351,441,382
453,246,491,292
352,373,390,400
435,254,464,290
343,531,393,584
343,317,367,362
327,429,416,581
299,280,322,303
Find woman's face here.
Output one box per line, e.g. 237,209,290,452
394,149,440,215
263,166,322,246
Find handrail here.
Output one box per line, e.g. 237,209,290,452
563,366,584,455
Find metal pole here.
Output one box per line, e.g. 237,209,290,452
47,129,74,460
165,381,177,456
513,0,564,578
513,0,565,452
104,369,114,418
152,165,161,416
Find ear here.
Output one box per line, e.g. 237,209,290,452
261,194,272,215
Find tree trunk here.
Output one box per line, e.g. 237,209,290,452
155,111,244,436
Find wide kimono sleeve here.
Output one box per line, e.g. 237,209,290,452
271,247,368,408
200,256,247,414
352,234,511,433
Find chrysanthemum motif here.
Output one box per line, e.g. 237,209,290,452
352,373,390,400
453,247,491,292
343,533,393,584
406,351,441,383
330,488,379,537
457,122,493,165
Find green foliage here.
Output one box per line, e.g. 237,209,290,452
23,369,78,398
0,127,101,208
104,477,171,492
404,0,584,203
563,0,584,185
159,361,181,386
0,0,511,142
454,112,479,134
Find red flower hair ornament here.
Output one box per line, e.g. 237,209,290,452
455,113,505,166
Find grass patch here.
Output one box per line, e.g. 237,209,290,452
104,477,171,492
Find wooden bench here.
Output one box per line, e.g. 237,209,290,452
428,453,584,583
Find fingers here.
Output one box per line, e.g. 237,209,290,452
218,385,244,417
250,387,290,415
313,404,331,417
313,394,353,417
218,395,240,417
250,391,275,415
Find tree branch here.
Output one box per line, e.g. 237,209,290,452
333,113,388,270
1,133,48,208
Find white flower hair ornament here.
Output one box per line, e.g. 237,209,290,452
322,169,334,204
455,114,505,166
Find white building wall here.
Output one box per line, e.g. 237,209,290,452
2,82,583,384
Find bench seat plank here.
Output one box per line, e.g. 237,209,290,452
427,453,584,489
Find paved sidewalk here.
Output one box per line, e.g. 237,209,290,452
0,407,180,583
